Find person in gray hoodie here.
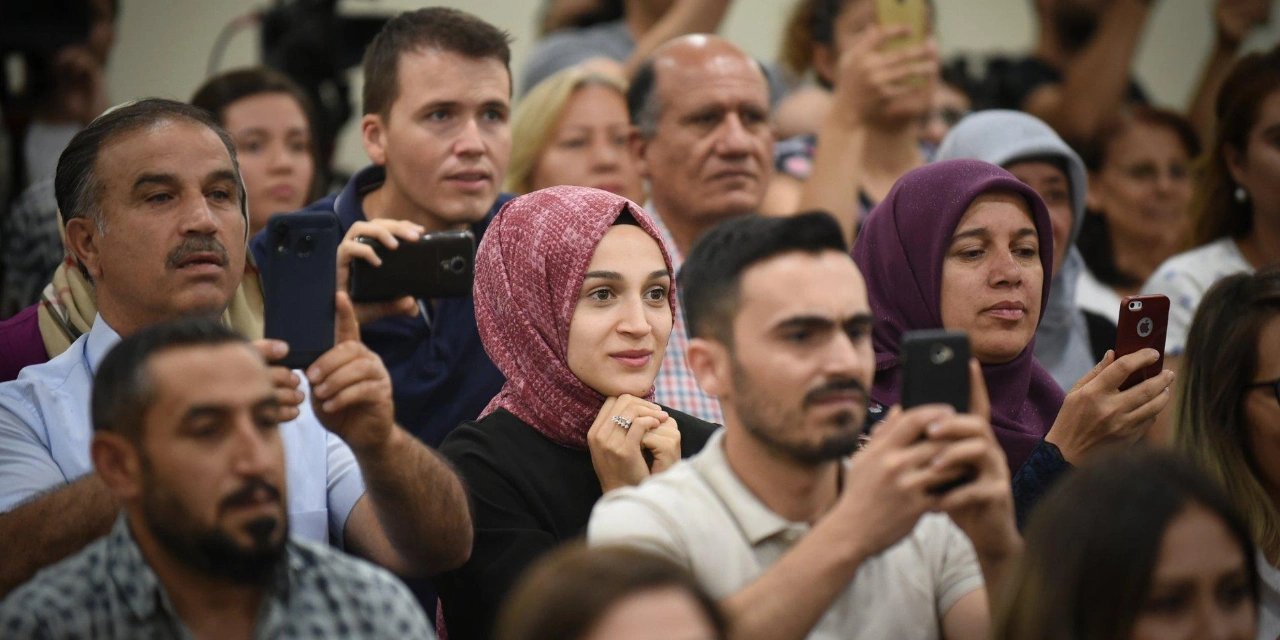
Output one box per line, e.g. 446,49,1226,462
936,110,1114,390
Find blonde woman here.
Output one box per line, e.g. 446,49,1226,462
505,65,644,204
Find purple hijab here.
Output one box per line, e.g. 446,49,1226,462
852,159,1065,472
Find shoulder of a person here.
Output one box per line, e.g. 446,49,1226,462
0,331,91,412
438,409,547,464
1144,239,1239,291
3,535,108,609
663,406,721,447
596,457,707,518
288,538,412,596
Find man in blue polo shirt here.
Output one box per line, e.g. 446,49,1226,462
251,7,512,449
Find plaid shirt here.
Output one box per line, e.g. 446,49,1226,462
648,208,724,424
0,515,434,639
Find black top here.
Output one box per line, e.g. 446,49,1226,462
436,406,720,640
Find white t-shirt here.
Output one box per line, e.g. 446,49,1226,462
1141,238,1253,356
587,430,983,640
1075,265,1122,326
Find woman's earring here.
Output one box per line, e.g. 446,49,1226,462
1235,186,1249,203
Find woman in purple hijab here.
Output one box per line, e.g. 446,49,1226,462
854,160,1173,478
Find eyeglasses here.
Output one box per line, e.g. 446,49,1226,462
1247,378,1280,404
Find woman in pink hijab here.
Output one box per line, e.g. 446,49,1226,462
436,186,719,640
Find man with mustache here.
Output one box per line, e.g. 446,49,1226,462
989,0,1269,146
0,319,433,638
589,213,1022,639
0,98,471,597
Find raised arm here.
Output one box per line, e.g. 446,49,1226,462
308,292,471,576
1187,0,1271,144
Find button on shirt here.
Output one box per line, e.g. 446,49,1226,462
646,207,724,424
588,430,983,640
0,515,434,639
0,315,365,545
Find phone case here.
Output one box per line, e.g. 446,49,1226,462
875,0,928,49
1116,294,1170,391
262,211,339,369
900,329,970,412
348,230,475,302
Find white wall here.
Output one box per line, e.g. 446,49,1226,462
105,0,1279,174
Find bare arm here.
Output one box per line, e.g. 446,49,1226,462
343,426,473,576
621,0,733,79
310,293,472,576
0,476,116,597
1187,0,1272,147
1023,0,1152,146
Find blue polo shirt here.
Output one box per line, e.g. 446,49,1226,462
251,166,508,449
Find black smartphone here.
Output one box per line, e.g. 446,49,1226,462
901,330,972,495
348,230,476,303
901,329,970,412
1116,294,1170,391
262,211,340,369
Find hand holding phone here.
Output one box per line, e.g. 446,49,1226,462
348,230,476,303
901,330,973,494
1115,295,1169,391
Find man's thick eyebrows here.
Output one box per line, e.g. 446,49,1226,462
131,172,180,192
205,168,239,186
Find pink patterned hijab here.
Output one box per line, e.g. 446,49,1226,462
474,186,676,450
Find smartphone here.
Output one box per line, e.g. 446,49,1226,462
901,329,970,412
875,0,928,50
1116,294,1170,391
262,211,339,369
348,230,476,303
901,330,972,495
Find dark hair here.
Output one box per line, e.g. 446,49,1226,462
992,446,1259,640
91,317,247,443
494,544,727,640
1190,44,1280,248
1076,105,1202,289
680,211,848,344
626,57,660,139
55,98,242,229
191,66,323,200
1176,267,1280,560
361,7,512,118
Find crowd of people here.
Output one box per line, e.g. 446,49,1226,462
0,0,1277,638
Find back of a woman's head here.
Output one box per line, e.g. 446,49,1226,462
1177,267,1280,558
495,544,726,640
1190,44,1280,247
993,447,1257,640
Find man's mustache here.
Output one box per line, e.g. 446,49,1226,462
220,477,282,512
803,378,869,407
166,235,230,269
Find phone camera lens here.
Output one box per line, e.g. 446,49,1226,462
296,234,315,257
443,256,467,274
1128,301,1142,311
930,345,954,364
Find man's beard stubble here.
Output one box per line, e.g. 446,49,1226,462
140,462,288,586
729,357,867,466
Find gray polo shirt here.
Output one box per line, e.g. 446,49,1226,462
588,429,983,640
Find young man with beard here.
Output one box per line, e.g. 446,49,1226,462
989,0,1269,146
588,213,1022,639
0,319,432,638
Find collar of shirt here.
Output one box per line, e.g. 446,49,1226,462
644,201,684,273
82,313,121,376
106,513,298,631
689,429,802,546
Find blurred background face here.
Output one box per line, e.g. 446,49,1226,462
529,83,644,204
918,82,972,150
582,587,719,640
1006,160,1073,275
223,92,315,234
1228,89,1280,222
1093,121,1194,249
1129,504,1256,640
1245,314,1280,503
567,224,673,397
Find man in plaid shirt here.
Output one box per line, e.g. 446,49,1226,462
629,35,776,424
